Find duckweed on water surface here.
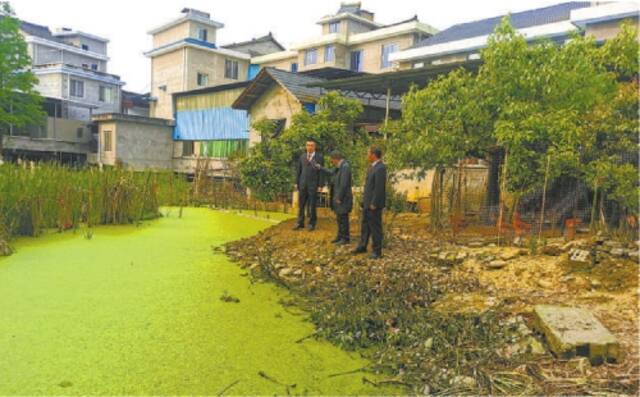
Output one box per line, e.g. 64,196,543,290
0,208,394,395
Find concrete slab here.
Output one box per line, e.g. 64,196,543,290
568,248,591,265
533,305,620,364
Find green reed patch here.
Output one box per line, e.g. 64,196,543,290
0,163,189,244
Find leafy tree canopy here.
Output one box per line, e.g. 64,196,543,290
0,1,43,131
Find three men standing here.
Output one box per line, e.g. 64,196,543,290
294,141,386,259
294,140,324,231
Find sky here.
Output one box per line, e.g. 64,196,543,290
13,0,569,92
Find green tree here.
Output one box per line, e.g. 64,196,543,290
239,92,368,201
389,69,490,229
0,1,44,152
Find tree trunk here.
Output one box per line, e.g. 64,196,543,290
482,149,503,225
430,167,445,232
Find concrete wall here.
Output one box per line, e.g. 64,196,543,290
94,115,174,170
585,17,639,41
293,33,415,74
259,56,299,71
60,36,108,55
248,84,302,145
153,20,218,47
346,19,375,35
150,47,249,119
34,72,121,121
298,43,349,71
150,48,186,119
348,33,415,73
31,43,107,71
153,21,190,48
185,47,249,90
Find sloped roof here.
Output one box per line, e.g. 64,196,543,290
233,67,325,110
221,32,286,51
221,32,286,56
232,67,400,112
415,2,590,48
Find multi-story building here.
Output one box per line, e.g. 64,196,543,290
252,1,438,74
20,21,124,121
1,19,123,164
144,8,283,119
390,1,640,69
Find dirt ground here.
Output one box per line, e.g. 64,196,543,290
226,209,639,395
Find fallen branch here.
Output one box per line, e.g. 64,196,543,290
216,379,239,396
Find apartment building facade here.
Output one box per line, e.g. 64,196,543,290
390,1,640,69
21,21,124,121
252,2,438,74
144,8,283,120
1,19,124,164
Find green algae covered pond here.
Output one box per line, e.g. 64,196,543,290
0,208,392,395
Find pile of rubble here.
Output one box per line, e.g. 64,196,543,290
223,216,638,394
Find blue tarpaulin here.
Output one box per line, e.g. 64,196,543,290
173,108,250,141
248,64,261,80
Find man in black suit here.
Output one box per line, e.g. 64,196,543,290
316,150,353,244
294,140,324,231
353,146,386,259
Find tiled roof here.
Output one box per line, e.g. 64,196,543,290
415,2,591,48
267,67,326,102
221,32,286,56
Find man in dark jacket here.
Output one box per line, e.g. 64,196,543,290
316,150,353,244
353,146,386,259
294,140,324,231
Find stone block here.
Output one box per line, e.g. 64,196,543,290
533,305,620,364
568,248,591,265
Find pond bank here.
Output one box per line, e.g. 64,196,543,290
0,208,392,395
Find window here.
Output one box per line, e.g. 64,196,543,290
99,86,113,103
290,63,298,73
324,45,335,63
329,22,339,33
197,72,209,86
103,130,112,152
350,50,363,72
70,79,84,97
380,43,399,69
302,103,316,114
81,44,89,51
182,141,194,157
81,63,89,69
91,64,98,70
304,48,317,66
76,127,84,139
224,59,238,80
198,28,208,42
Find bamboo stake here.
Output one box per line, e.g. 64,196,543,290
497,149,509,246
538,154,551,240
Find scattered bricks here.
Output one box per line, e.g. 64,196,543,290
568,248,591,266
532,305,620,365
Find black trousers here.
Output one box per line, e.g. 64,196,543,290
336,212,350,241
297,186,317,227
358,208,383,254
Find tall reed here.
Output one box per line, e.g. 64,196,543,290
0,163,189,241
